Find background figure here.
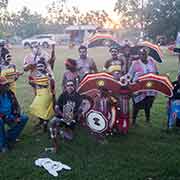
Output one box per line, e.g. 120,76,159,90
0,41,10,65
128,48,159,125
76,45,97,81
120,44,132,74
167,73,180,128
0,76,28,152
62,58,79,91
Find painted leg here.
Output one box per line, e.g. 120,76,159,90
144,107,151,122
132,106,139,125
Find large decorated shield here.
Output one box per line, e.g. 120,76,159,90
78,72,173,135
130,73,173,97
77,72,129,96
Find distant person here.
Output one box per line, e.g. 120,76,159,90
76,45,97,81
0,41,10,64
0,76,28,153
120,44,133,73
167,73,180,128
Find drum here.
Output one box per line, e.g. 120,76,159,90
86,110,109,134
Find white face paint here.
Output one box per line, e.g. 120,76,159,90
32,47,41,56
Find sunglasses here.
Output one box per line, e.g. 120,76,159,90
79,50,87,53
111,50,118,53
66,84,74,87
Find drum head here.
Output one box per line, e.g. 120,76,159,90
86,110,108,133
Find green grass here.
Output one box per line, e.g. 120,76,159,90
0,47,180,180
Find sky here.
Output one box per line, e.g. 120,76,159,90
8,0,117,15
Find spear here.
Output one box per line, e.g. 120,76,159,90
49,44,56,70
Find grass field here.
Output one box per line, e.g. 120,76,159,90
0,47,180,180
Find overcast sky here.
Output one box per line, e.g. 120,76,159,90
8,0,116,15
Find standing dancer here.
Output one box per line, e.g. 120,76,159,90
0,54,22,94
104,45,125,80
23,44,55,94
104,45,128,133
29,59,55,132
128,48,159,125
76,45,97,81
62,58,79,91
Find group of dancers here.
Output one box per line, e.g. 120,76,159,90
0,40,178,153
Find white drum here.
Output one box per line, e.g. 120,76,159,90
86,110,109,133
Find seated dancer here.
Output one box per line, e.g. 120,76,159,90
49,80,82,150
128,48,159,125
0,76,28,152
29,59,55,132
104,45,125,80
62,58,79,91
0,53,22,94
167,73,180,128
76,45,97,81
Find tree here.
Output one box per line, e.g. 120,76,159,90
81,10,112,27
114,0,142,28
145,0,180,40
10,7,45,38
0,0,8,8
47,1,113,27
114,0,180,41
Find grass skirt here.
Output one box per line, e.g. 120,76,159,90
29,88,54,120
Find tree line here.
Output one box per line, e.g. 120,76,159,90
0,0,180,41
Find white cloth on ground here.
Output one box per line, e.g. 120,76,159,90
35,158,71,177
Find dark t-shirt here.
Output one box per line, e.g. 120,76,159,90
56,91,82,118
172,81,180,99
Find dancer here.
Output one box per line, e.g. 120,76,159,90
0,76,28,152
104,45,125,80
29,59,55,132
62,58,79,91
23,44,54,94
128,48,159,125
76,45,97,81
0,53,22,94
49,80,82,151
